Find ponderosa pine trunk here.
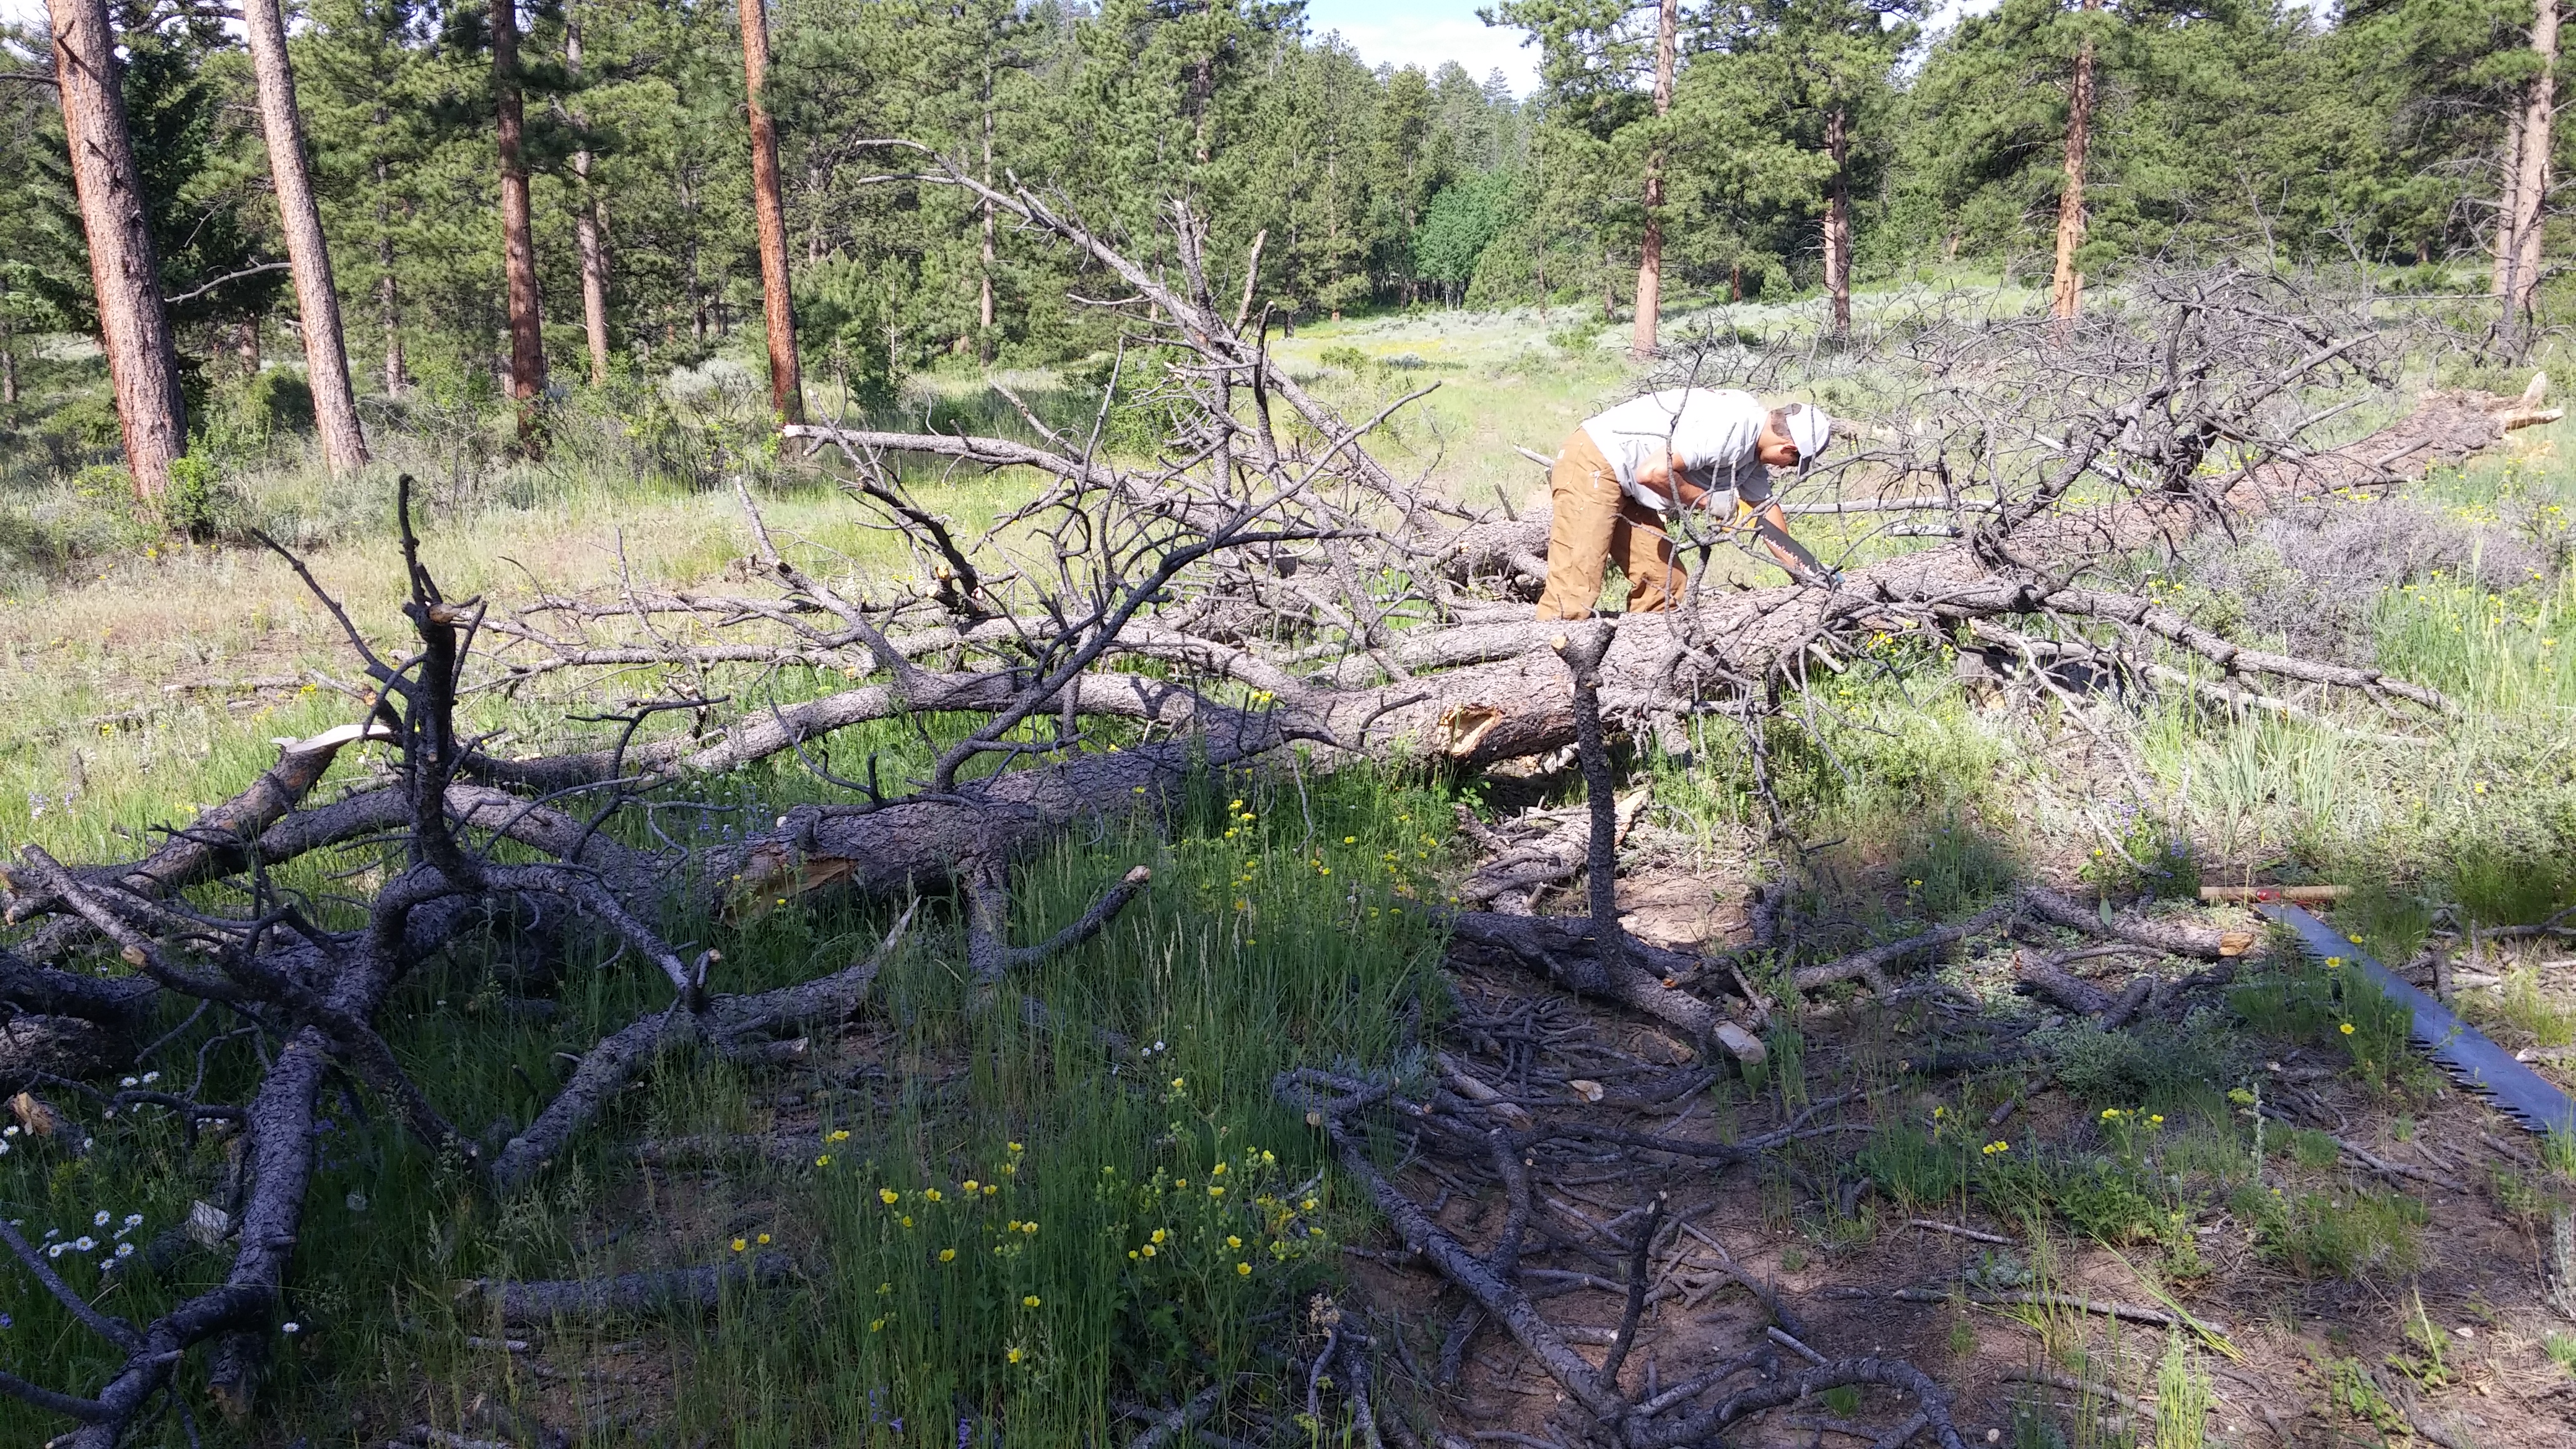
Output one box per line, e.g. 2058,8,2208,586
2048,6,2099,328
978,61,996,363
492,0,547,441
243,0,368,473
2496,100,2526,300
48,0,187,502
1629,0,1677,359
739,0,803,423
2499,0,2558,337
568,12,612,387
373,135,407,398
1823,107,1853,336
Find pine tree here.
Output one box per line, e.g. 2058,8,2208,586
242,0,368,470
41,0,194,499
1687,0,1921,334
1483,0,1671,325
492,0,545,436
739,0,801,420
298,0,432,399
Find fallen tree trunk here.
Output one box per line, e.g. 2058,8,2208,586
463,1252,798,1327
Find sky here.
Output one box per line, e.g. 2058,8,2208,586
0,0,2015,98
1305,0,2009,95
0,0,1546,85
1302,0,1544,94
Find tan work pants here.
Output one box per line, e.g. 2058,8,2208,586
1534,430,1685,620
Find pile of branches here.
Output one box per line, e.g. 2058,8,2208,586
0,147,2550,1443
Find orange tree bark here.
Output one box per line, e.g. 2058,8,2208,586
1629,0,1679,359
2499,0,2558,333
242,0,369,474
2048,4,2099,326
741,0,804,424
47,0,187,502
568,8,612,387
492,0,547,438
1823,107,1852,336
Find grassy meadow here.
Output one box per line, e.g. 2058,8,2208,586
4,289,2576,1446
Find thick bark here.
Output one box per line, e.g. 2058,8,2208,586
47,0,187,502
1823,108,1852,336
243,0,367,472
2501,0,2558,328
740,0,803,423
373,141,407,398
2049,12,2098,326
492,0,546,437
0,1016,123,1091
1630,0,1678,359
978,62,996,356
2495,102,2526,300
568,12,612,387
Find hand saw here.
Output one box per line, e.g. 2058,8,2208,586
2258,902,2573,1138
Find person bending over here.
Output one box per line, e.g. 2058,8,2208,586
1534,388,1835,620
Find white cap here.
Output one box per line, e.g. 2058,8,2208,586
1782,402,1833,462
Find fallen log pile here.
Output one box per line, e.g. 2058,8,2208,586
0,168,2549,1443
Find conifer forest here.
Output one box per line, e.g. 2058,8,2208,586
6,0,2576,1446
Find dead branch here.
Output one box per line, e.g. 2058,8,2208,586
2019,885,2254,960
1276,1068,1972,1449
1791,902,2019,994
463,1253,798,1327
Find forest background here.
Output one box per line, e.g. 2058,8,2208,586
0,0,2561,457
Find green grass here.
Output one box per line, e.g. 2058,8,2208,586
0,733,1461,1445
2228,952,2416,1091
2153,1328,2209,1449
11,292,2576,1443
2230,1182,2427,1281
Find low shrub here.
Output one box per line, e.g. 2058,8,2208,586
2037,1016,2243,1112
2232,1183,2425,1279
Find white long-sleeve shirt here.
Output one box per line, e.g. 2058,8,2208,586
1580,388,1773,512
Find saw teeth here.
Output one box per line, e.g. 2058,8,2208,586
2255,902,2575,1142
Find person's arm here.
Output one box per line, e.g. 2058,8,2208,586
1630,452,1713,508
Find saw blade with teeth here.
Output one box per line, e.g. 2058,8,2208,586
2257,902,2573,1138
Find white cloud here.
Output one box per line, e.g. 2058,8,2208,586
1302,0,1541,95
